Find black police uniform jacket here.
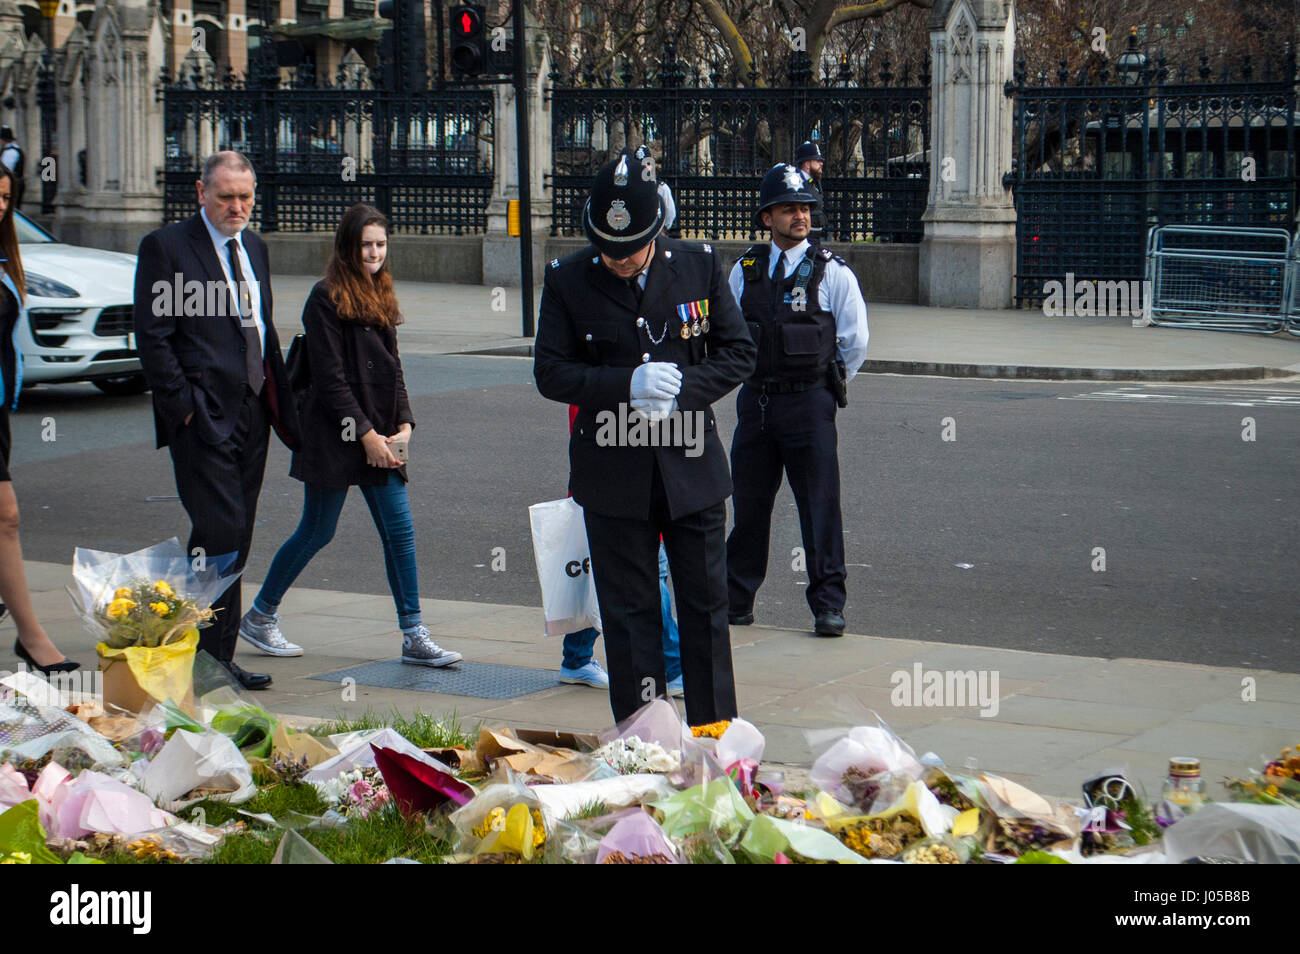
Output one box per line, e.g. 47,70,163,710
806,176,829,237
534,237,757,521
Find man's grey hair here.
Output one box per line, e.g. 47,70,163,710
201,151,255,188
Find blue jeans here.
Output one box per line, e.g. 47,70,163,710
563,542,681,680
255,474,422,630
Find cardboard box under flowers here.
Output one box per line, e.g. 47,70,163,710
96,631,198,714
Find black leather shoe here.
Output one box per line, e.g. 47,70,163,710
14,638,81,674
813,612,846,638
223,659,272,690
728,612,754,626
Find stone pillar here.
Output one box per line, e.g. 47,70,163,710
0,0,28,133
53,0,166,251
169,0,195,78
54,0,77,47
482,4,552,287
918,0,1017,309
227,0,248,76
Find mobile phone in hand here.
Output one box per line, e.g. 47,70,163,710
389,439,408,464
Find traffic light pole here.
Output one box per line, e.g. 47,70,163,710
512,0,534,338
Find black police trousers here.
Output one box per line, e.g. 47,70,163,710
583,460,737,726
726,382,846,617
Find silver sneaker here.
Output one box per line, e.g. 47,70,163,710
401,626,462,668
238,609,304,657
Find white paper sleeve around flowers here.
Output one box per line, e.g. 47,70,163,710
68,538,243,648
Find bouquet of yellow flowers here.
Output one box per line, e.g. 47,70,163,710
69,539,241,649
95,578,208,649
70,540,243,710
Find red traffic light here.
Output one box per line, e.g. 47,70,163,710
455,8,481,35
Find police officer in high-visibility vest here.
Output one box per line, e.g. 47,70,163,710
725,164,868,637
794,140,828,242
534,148,757,723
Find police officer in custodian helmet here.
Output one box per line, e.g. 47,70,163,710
534,148,757,725
794,140,829,241
725,164,869,637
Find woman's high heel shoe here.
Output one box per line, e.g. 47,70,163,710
14,638,80,674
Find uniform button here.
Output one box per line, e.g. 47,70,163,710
635,317,645,328
641,352,650,363
664,250,672,259
585,333,593,341
366,360,373,368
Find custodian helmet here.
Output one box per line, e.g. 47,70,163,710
582,148,666,258
754,163,817,228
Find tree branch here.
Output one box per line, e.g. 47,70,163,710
698,0,763,86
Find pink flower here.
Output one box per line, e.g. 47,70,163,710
349,780,374,802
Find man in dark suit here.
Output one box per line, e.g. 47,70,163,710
132,150,298,690
534,148,757,725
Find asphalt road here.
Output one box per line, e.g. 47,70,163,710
10,360,1299,673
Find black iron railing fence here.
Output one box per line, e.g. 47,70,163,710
162,62,494,233
549,44,931,243
1006,37,1299,307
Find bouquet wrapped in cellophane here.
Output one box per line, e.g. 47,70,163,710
68,539,241,649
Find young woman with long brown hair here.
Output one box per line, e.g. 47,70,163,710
0,166,80,673
238,204,461,667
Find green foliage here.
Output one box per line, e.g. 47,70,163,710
307,708,477,750
208,803,454,865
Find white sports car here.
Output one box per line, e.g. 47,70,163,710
15,211,145,395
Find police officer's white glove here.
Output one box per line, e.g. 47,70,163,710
631,395,677,421
630,362,682,401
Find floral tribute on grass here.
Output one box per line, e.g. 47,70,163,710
3,625,1300,864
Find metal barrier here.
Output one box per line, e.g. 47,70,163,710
1144,225,1294,334
1289,238,1300,336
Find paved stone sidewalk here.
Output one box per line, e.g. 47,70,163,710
9,559,1296,802
271,275,1300,380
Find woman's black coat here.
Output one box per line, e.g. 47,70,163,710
289,280,414,490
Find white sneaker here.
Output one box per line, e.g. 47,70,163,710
401,626,462,668
238,609,303,657
559,660,609,689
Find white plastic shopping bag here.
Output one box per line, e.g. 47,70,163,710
529,497,602,637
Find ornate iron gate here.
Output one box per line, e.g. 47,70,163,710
548,45,930,243
1006,40,1299,307
162,62,494,233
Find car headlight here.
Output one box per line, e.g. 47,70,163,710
25,272,81,298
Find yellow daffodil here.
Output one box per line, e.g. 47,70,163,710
114,587,133,600
106,598,137,620
149,601,170,616
152,580,174,597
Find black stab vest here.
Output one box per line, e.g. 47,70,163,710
738,244,838,384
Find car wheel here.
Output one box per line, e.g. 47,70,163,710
92,373,150,396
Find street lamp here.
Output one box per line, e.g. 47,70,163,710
37,0,57,214
1116,27,1148,86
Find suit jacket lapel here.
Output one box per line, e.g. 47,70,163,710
187,214,245,331
586,254,639,315
247,235,274,338
186,214,228,288
640,244,677,318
